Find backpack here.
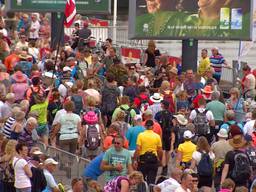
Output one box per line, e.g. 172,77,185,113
0,158,21,183
197,152,213,177
120,106,132,124
85,124,101,150
231,151,251,182
245,147,256,169
0,161,15,183
176,124,187,144
159,110,172,132
71,95,83,115
102,86,119,114
104,176,129,192
27,87,42,108
194,109,210,136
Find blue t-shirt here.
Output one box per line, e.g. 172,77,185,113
83,153,104,180
125,125,145,150
220,120,244,133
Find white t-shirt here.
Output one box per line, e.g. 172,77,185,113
13,156,31,189
43,169,58,191
189,108,214,122
157,177,181,192
28,47,39,60
16,41,29,49
192,151,215,165
245,74,256,90
243,119,255,136
175,186,191,192
29,20,40,39
52,109,67,126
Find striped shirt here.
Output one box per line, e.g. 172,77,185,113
18,128,35,150
3,117,16,139
210,54,225,75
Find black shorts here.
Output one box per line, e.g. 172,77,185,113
162,134,171,151
198,175,213,188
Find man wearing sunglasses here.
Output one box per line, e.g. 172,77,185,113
100,135,133,182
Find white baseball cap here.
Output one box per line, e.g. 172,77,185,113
44,158,58,165
63,66,72,72
183,130,193,139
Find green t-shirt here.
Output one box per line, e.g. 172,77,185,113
103,147,132,182
30,101,49,124
206,100,226,121
111,104,136,123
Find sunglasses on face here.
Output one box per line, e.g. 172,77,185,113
192,179,198,183
114,142,121,145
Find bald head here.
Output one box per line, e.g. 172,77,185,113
170,168,183,182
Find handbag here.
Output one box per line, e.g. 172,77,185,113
36,124,47,135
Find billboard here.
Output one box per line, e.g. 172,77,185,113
129,0,253,40
6,0,111,14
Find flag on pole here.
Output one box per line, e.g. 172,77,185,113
121,47,141,64
64,0,77,28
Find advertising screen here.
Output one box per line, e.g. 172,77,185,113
6,0,111,14
129,0,253,40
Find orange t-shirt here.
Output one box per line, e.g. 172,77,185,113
142,120,162,138
4,53,20,73
103,134,129,151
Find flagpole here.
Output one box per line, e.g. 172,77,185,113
52,13,65,84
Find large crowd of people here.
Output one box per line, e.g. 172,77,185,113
0,10,256,192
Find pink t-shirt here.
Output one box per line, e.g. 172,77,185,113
11,83,29,101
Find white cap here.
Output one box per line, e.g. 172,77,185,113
44,158,58,165
32,150,43,155
134,115,142,121
63,66,72,72
183,130,193,139
217,129,228,138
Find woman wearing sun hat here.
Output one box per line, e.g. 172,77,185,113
10,70,29,102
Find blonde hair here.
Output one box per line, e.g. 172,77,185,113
20,100,29,111
14,111,26,121
221,178,235,190
86,95,96,107
230,87,240,98
115,110,126,121
147,40,156,54
128,171,144,182
160,80,170,91
177,91,188,100
5,140,18,156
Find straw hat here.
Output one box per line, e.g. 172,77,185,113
217,129,228,138
229,135,246,148
173,114,188,126
201,85,213,94
169,67,178,75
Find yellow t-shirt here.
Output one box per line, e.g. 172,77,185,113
177,141,196,163
30,101,49,124
198,57,210,75
137,130,162,156
85,55,92,66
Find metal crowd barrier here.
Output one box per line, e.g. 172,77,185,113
64,26,148,47
37,142,91,185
